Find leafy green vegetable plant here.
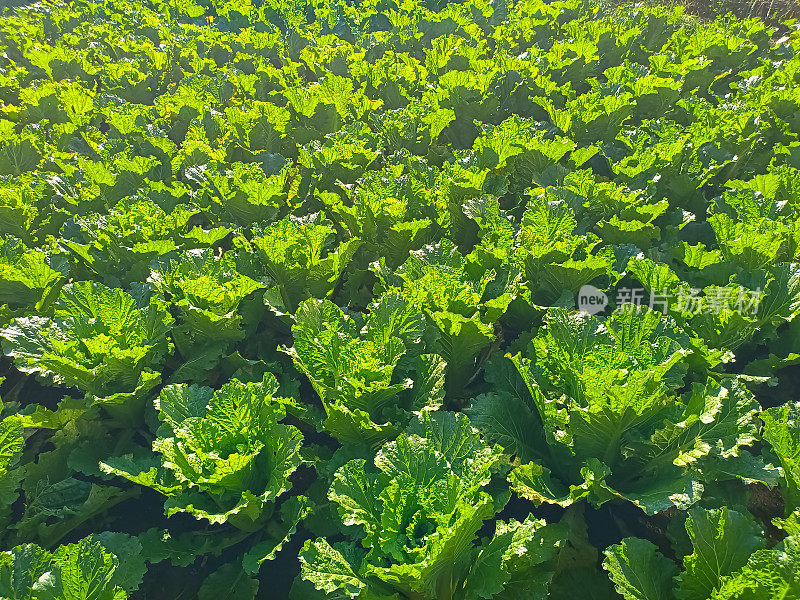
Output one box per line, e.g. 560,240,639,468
604,507,799,600
0,0,799,595
1,282,172,422
300,412,567,600
471,307,763,513
100,374,303,528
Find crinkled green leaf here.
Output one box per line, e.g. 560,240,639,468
603,538,678,600
676,507,765,600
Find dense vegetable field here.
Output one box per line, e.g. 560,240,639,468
1,0,800,597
